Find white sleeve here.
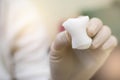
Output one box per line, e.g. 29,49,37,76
14,27,50,80
7,0,50,80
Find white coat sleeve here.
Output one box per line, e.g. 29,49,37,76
7,0,50,80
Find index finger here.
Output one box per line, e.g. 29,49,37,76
87,18,103,37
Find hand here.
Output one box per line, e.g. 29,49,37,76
49,18,118,80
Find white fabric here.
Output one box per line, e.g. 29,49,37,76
0,0,50,80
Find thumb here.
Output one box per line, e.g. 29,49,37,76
49,31,72,80
50,31,71,58
53,31,71,50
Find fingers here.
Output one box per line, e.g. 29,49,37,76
87,17,118,50
101,35,118,50
87,18,103,37
52,17,117,52
91,25,111,49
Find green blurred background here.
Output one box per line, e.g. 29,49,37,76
34,0,120,43
81,0,120,43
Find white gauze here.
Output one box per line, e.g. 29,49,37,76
63,16,92,49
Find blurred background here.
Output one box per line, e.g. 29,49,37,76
81,0,120,43
32,0,120,43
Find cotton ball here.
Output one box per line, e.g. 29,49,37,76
63,16,92,49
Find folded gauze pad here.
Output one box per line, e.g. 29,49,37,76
63,16,92,49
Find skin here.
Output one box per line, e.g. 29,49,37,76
49,18,118,80
91,46,120,80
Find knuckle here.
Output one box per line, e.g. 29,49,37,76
88,18,103,37
110,36,118,47
50,52,63,63
102,25,111,35
101,35,118,50
90,17,103,25
87,28,95,37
